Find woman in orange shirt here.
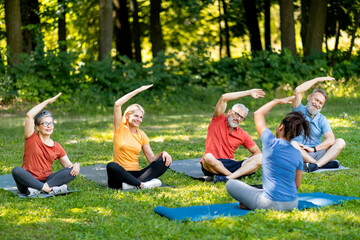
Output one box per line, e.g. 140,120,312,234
106,85,172,189
12,93,80,196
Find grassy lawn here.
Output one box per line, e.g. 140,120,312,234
0,97,359,239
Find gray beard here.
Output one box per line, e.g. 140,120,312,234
306,101,320,116
227,116,239,128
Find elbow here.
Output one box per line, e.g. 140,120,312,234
25,113,33,121
294,87,301,96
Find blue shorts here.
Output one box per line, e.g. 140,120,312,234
201,158,245,176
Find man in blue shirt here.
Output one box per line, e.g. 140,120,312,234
291,77,346,172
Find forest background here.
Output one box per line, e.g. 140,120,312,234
1,0,360,112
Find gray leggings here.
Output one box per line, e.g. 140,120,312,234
12,167,75,194
226,179,298,211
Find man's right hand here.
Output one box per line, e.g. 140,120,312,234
250,89,265,99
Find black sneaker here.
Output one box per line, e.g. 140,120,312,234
306,163,319,173
320,160,340,169
213,175,229,183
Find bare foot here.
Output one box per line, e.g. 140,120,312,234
239,202,250,210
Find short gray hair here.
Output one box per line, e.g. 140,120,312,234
311,89,327,100
34,110,54,125
232,103,249,117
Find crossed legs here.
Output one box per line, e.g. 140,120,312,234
12,167,75,193
202,153,262,179
293,138,346,167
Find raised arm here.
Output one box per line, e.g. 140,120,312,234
25,93,62,138
292,77,334,109
114,84,153,131
213,89,265,117
254,96,295,137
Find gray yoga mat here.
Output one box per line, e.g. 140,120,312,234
0,174,77,198
169,158,214,181
80,164,174,188
170,158,350,179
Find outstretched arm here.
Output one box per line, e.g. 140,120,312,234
254,96,295,137
292,77,334,109
213,89,265,117
114,84,153,131
25,93,62,138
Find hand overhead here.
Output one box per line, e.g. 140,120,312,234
314,77,335,82
250,89,265,99
277,96,295,105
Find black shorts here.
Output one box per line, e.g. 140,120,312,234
201,158,245,176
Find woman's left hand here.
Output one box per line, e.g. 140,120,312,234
69,162,81,176
161,151,172,167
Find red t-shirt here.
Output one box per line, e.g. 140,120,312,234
22,131,66,181
203,114,255,160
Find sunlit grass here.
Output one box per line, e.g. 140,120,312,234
0,98,360,239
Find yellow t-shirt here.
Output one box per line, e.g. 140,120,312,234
113,123,150,171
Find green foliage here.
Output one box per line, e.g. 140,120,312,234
2,46,360,114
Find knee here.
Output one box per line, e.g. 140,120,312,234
335,138,346,150
254,153,263,166
106,162,118,171
225,179,239,193
12,166,23,176
203,153,216,165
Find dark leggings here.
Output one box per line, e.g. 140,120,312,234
12,166,76,194
106,157,168,189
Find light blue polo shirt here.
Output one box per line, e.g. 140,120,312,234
291,103,332,147
261,128,303,202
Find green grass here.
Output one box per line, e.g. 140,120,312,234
1,98,360,240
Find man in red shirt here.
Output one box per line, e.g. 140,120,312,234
202,89,265,183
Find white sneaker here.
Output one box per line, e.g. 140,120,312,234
27,187,40,196
122,182,137,190
51,184,69,195
142,178,162,189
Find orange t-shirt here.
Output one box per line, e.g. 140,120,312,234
203,114,255,161
113,123,150,171
22,131,66,181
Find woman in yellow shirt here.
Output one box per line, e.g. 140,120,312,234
106,84,172,189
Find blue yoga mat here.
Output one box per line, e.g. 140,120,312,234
0,174,77,198
154,192,359,222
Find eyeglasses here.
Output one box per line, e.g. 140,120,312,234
40,121,55,127
232,110,245,120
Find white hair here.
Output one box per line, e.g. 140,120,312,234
232,103,249,117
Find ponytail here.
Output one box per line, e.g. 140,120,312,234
281,111,311,142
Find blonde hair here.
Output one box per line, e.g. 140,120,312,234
123,104,145,124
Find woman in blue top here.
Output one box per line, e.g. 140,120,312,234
226,96,311,210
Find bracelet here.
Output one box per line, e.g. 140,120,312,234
75,162,80,165
313,146,317,152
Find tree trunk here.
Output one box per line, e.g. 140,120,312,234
280,0,296,56
20,0,40,54
331,20,340,67
222,0,231,57
113,0,133,59
218,0,223,58
300,0,310,50
5,0,23,64
346,9,360,60
243,0,262,52
58,0,67,51
150,0,164,58
130,0,142,62
99,0,113,61
303,0,328,56
264,0,271,51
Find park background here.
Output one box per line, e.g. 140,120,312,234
1,0,360,239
